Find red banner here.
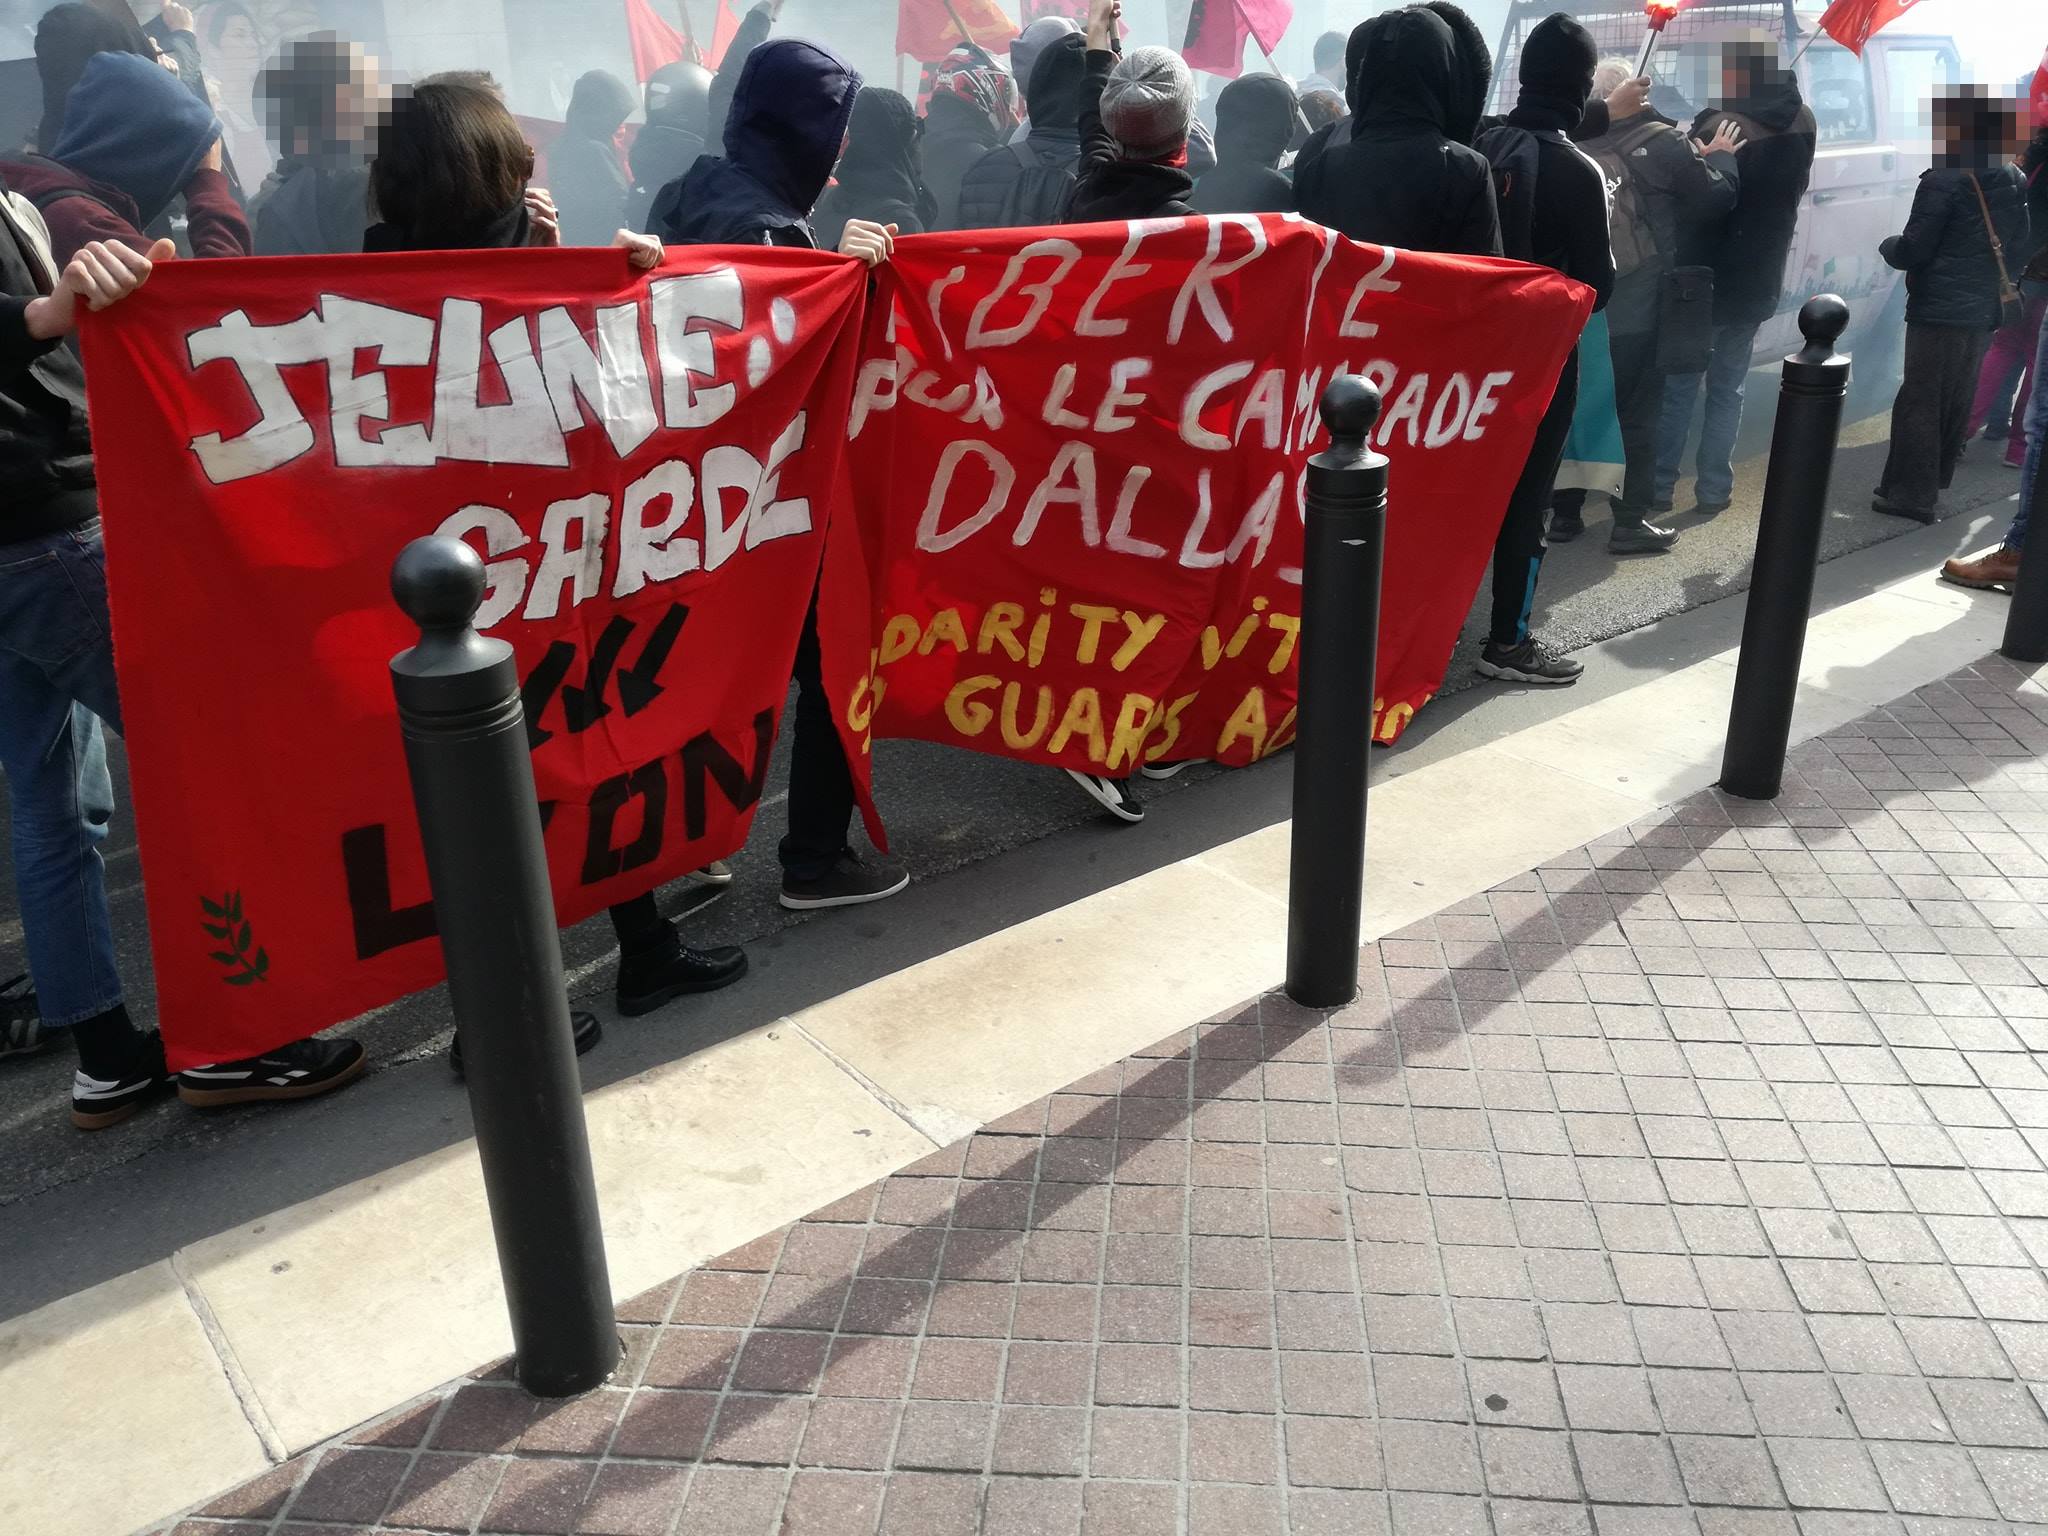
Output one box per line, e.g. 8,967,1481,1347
83,246,869,1069
832,217,1591,776
82,223,1588,1070
1817,0,1929,56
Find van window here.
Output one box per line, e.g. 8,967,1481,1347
1880,46,1956,153
1804,46,1874,145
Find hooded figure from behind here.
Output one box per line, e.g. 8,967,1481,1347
955,30,1086,230
1192,73,1302,215
815,87,934,249
1294,5,1500,256
648,36,860,248
3,48,248,262
1008,15,1078,141
551,69,635,246
923,51,1018,230
33,1,150,154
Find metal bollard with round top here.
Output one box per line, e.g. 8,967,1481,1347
389,534,619,1398
1286,376,1389,1009
1719,295,1852,801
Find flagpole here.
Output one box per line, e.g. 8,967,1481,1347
1787,25,1823,68
673,0,701,63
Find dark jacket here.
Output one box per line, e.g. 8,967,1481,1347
631,7,768,233
1192,73,1299,216
923,90,1004,231
705,2,771,150
552,71,634,247
140,12,208,111
1683,74,1816,326
1,52,246,263
814,88,933,249
649,37,859,249
2022,130,2048,282
956,32,1084,230
1069,47,1194,224
1295,7,1500,257
249,158,371,255
1585,109,1737,333
1881,163,2031,330
0,185,94,540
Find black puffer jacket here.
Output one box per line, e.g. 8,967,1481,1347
956,33,1084,230
1294,6,1500,256
1881,163,2031,330
1682,72,1816,326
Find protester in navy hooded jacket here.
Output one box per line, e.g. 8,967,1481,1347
3,49,248,263
646,35,909,911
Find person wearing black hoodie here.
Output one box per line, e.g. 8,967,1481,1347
1192,72,1303,216
922,49,1018,230
365,72,751,1053
1472,13,1614,688
955,29,1086,229
551,70,636,248
815,87,935,250
648,37,910,910
1068,5,1196,227
1654,38,1816,515
1293,4,1500,257
1872,87,2030,526
33,2,150,154
627,2,777,234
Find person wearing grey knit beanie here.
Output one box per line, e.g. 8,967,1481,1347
1068,0,1196,226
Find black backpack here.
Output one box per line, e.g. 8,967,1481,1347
996,140,1078,228
1474,124,1542,263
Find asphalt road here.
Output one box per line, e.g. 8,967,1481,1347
0,361,2027,1293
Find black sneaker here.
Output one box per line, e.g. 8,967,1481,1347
616,940,748,1017
0,975,50,1064
780,851,911,911
1140,760,1192,781
1065,769,1145,823
1609,520,1679,556
178,1037,367,1109
71,1032,173,1130
451,1010,602,1076
1548,510,1585,544
1477,638,1584,687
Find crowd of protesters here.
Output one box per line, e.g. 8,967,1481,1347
0,0,2038,1130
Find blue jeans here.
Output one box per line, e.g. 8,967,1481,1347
1656,320,1763,507
0,519,124,1027
2011,307,2048,551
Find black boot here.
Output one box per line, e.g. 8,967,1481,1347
616,925,748,1017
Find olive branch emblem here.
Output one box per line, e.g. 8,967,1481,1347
200,892,270,986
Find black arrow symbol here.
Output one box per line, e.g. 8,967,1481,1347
561,615,633,732
520,642,577,751
617,603,688,716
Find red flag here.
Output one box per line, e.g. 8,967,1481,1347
897,0,1020,64
2031,46,2047,130
625,0,688,81
1179,0,1295,78
1816,0,1929,56
709,0,742,67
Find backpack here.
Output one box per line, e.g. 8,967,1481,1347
1474,124,1541,263
996,140,1078,228
1582,118,1670,279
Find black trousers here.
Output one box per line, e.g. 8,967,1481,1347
1493,349,1579,647
1878,323,1993,514
1609,327,1664,519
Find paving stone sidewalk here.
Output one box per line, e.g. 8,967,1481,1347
163,657,2048,1535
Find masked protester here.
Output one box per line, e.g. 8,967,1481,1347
364,73,750,1059
628,60,713,233
1192,72,1303,215
1470,12,1614,689
551,69,635,247
648,37,911,909
4,49,249,261
923,48,1018,230
1655,37,1815,515
1008,14,1079,144
248,32,377,257
33,2,151,154
1872,87,2029,528
815,87,934,250
956,29,1085,229
1294,5,1500,256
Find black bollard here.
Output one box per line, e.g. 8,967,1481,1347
1286,377,1389,1009
1720,295,1852,801
2001,445,2048,662
389,535,618,1398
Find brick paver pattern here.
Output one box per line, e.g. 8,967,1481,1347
167,659,2048,1534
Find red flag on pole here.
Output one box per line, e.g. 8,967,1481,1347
1177,0,1295,78
897,0,1020,64
1816,0,1929,56
625,0,688,81
2031,46,2048,130
709,0,742,67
